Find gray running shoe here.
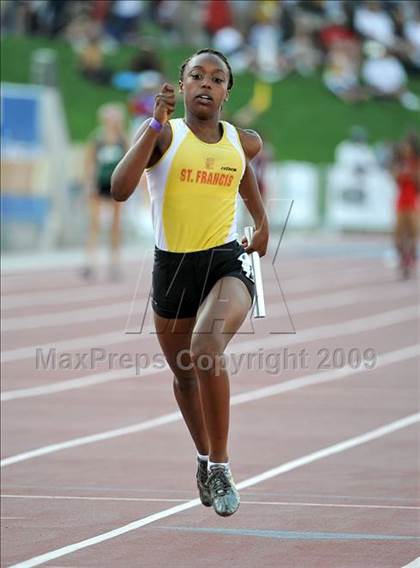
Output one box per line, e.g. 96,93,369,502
196,459,212,507
208,465,240,517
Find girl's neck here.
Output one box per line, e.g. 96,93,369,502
184,111,222,144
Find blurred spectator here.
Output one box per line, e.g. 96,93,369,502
248,4,289,82
229,0,257,37
154,0,205,45
319,17,356,51
130,46,162,73
204,0,232,37
91,0,112,26
212,27,251,73
391,132,420,279
77,25,112,85
128,69,163,138
112,46,163,92
1,0,75,37
285,15,322,76
402,5,420,72
335,126,377,172
361,41,420,111
296,0,327,33
354,0,396,48
83,103,128,280
0,0,43,35
251,135,274,205
106,0,144,43
323,39,369,103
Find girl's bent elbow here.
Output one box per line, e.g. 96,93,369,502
110,182,128,202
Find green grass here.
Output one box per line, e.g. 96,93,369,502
2,36,419,162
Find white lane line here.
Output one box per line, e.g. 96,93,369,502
234,413,420,492
401,558,420,568
231,304,418,355
2,494,419,510
9,412,420,568
2,344,418,468
1,284,132,310
1,495,186,504
2,294,418,397
1,274,413,332
239,501,420,511
6,301,419,402
1,365,168,401
0,260,368,308
1,412,182,468
2,302,132,331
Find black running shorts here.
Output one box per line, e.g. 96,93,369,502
152,239,255,319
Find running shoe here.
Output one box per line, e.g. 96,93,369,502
196,458,212,507
208,465,240,517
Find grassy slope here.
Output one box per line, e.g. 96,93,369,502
2,36,419,162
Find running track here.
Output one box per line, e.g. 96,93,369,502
1,237,419,568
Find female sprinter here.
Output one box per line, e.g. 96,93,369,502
111,49,268,517
83,103,127,280
392,134,419,279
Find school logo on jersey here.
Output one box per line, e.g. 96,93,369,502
205,157,215,169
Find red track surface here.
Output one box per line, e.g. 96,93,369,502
1,242,419,568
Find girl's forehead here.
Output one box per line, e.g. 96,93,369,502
187,53,228,74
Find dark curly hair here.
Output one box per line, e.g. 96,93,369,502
179,48,234,90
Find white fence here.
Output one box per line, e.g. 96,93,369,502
264,161,396,232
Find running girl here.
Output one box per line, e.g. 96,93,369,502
111,49,268,517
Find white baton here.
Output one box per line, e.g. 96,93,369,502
244,226,266,318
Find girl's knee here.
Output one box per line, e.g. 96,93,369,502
173,372,197,393
190,336,227,376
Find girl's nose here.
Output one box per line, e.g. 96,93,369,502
201,76,212,88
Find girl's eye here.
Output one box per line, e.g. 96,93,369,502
213,77,223,84
191,73,201,80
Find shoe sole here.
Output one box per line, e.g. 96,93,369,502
213,502,240,517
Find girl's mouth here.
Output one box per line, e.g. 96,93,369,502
195,94,213,104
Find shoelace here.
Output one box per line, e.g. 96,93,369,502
197,461,208,483
208,467,231,496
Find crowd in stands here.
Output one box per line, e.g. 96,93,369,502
2,0,419,111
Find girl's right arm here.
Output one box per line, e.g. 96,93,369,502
111,83,175,202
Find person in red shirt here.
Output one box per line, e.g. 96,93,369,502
392,133,420,279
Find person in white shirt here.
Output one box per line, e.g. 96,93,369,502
362,41,420,111
354,0,396,47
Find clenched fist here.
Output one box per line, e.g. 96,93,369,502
153,83,176,125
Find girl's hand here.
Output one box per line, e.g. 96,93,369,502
153,83,176,125
242,227,268,257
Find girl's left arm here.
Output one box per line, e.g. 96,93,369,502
238,129,269,257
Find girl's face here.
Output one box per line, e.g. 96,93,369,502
180,53,230,119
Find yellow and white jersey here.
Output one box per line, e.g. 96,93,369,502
145,118,246,253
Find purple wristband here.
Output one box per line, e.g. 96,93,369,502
150,117,163,132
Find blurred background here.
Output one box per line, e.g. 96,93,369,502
1,0,419,277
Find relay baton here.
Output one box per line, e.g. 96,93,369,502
244,225,266,318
